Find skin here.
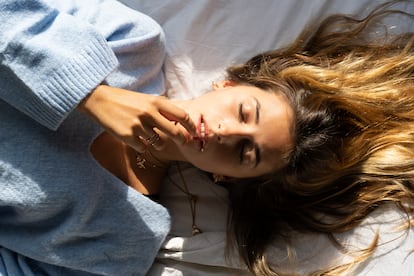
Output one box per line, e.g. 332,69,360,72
170,81,294,178
90,81,294,194
79,85,197,153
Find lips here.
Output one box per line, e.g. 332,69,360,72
196,115,208,151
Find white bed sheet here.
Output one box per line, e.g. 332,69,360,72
119,1,414,275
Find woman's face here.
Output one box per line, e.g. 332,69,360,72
176,82,294,178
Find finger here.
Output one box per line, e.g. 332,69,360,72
144,132,161,148
173,112,197,137
130,137,148,153
150,138,163,151
149,114,191,146
157,99,197,136
137,123,165,149
148,131,165,150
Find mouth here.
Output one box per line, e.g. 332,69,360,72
195,115,208,151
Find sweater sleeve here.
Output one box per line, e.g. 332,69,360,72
0,1,169,275
0,0,119,130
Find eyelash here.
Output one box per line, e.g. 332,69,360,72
239,140,248,164
239,103,245,122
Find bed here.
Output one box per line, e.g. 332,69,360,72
119,1,414,275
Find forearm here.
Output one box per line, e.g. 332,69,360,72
0,0,118,130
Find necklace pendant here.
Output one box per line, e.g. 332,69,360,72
136,155,147,169
192,225,202,235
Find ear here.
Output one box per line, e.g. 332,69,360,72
212,80,236,90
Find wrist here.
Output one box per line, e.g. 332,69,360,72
77,84,108,114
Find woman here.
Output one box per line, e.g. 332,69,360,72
92,1,414,275
87,80,294,194
1,1,412,276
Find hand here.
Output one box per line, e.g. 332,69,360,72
78,85,196,153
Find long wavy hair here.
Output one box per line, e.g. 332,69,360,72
224,1,414,275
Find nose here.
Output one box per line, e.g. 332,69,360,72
213,123,253,144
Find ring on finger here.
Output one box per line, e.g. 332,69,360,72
145,133,160,146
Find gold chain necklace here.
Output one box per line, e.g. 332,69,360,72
134,152,202,236
135,150,167,169
167,162,202,236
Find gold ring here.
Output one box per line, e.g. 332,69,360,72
146,133,160,146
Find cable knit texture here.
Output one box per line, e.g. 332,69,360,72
0,0,169,275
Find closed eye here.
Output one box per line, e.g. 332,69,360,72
239,139,249,164
239,103,245,122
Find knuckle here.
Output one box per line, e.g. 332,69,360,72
131,117,141,125
148,96,160,105
141,105,153,116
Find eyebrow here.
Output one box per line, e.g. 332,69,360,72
253,96,261,168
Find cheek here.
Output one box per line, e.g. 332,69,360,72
187,148,235,173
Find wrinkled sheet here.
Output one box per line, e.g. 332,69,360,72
120,1,414,275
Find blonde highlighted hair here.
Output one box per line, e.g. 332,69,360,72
225,1,414,275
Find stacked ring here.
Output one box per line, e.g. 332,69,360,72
145,133,160,146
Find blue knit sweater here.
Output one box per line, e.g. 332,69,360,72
0,0,169,275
